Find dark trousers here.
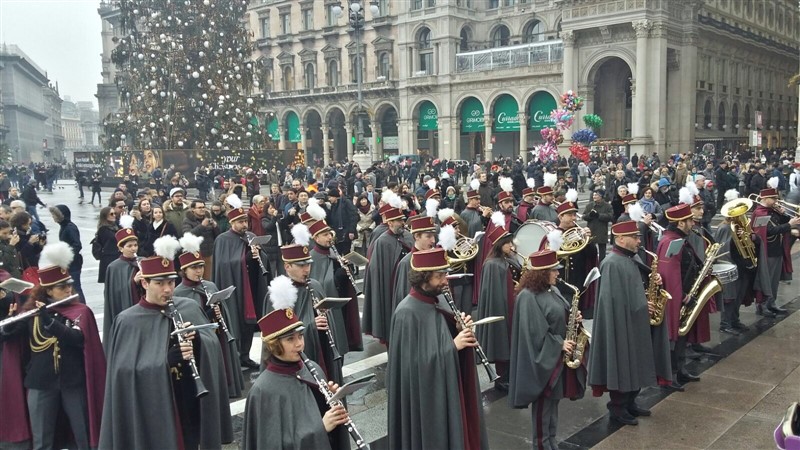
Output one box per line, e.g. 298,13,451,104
496,360,510,382
597,243,607,261
670,335,688,376
27,386,90,450
77,184,84,198
91,191,101,203
531,397,560,450
70,267,85,304
609,389,641,415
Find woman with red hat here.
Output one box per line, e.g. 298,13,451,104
508,249,586,450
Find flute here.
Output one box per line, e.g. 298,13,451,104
299,352,369,449
441,285,500,382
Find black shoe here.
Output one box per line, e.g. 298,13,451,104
663,381,685,392
768,305,788,315
691,344,715,354
240,358,259,369
757,304,777,318
494,380,509,392
719,326,741,336
610,411,638,426
678,370,701,383
732,323,750,332
627,404,651,417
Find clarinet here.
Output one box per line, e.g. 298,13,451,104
329,245,362,296
441,285,500,382
200,283,236,343
244,231,270,277
306,284,342,361
299,352,369,449
165,298,209,398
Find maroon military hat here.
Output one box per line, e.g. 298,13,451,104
528,250,560,270
537,186,554,196
522,187,536,197
441,215,458,228
115,228,138,247
280,244,312,265
424,189,441,200
227,207,247,223
486,225,510,247
299,211,314,224
378,203,393,216
257,308,305,342
760,188,779,199
466,189,480,200
611,220,640,236
621,194,637,205
139,255,179,280
556,202,578,215
383,207,405,222
308,220,332,237
38,265,72,287
665,203,693,222
410,247,451,272
497,191,514,204
691,195,704,207
178,251,203,269
408,215,435,234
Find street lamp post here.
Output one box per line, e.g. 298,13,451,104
334,1,379,161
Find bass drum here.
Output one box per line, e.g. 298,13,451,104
513,220,558,264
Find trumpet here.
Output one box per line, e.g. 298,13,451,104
748,194,800,218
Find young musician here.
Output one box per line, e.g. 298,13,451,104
101,219,142,340
555,201,598,318
391,215,436,310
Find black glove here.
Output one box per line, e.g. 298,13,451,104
167,344,184,367
38,305,54,327
588,209,599,219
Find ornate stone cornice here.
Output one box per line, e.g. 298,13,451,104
632,19,652,38
561,30,576,46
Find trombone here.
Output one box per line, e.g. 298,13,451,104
748,194,799,218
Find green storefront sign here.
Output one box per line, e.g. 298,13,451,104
418,101,438,131
267,116,279,141
286,111,301,143
529,91,557,131
461,97,485,133
493,95,520,132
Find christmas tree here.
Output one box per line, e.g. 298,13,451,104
103,0,265,152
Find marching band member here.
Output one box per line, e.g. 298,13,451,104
531,173,558,224
101,214,142,340
473,180,517,308
476,216,520,392
516,178,538,223
388,247,488,450
460,179,492,238
657,204,702,390
101,236,232,450
628,203,659,263
212,194,268,370
555,201,598,318
0,243,105,450
242,276,349,450
438,210,477,313
589,221,665,425
753,179,799,317
509,249,586,450
362,207,411,345
391,215,436,310
366,191,398,248
174,233,244,398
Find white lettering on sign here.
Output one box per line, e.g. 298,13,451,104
533,110,554,123
422,108,438,121
497,111,520,124
221,155,240,163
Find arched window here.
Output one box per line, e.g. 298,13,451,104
304,63,315,89
523,20,544,43
418,28,431,49
282,66,294,91
744,104,751,127
460,27,470,51
417,27,433,74
718,103,726,131
379,52,390,79
491,25,510,48
327,60,339,87
703,99,712,128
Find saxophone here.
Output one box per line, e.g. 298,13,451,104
643,249,672,326
560,279,589,369
678,243,722,336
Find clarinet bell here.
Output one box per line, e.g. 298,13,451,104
485,364,500,382
332,345,343,361
194,377,209,398
225,330,236,344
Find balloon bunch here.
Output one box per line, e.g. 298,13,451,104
560,90,585,112
569,143,591,164
583,114,604,130
536,90,585,162
571,128,597,145
549,109,574,130
540,127,564,145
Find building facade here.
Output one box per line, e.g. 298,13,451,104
244,0,798,165
0,44,64,163
96,0,122,139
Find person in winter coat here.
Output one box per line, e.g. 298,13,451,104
49,204,85,301
162,188,189,236
749,165,768,195
94,207,119,283
22,179,46,223
582,190,614,260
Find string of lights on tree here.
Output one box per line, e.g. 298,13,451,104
103,0,268,167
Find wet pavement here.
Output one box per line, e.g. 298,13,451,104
30,181,800,450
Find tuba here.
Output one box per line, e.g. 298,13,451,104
643,249,671,326
678,243,722,336
721,197,757,269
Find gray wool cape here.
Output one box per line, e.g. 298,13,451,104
241,359,337,450
531,204,559,224
102,257,139,343
262,279,343,384
508,288,586,407
459,207,485,238
391,251,414,310
362,230,409,344
475,257,515,362
309,246,353,355
367,222,389,248
588,249,660,392
631,253,673,384
388,291,489,450
99,297,233,450
174,280,245,398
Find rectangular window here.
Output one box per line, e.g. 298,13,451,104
412,0,422,10
326,5,338,26
489,0,499,8
503,0,514,5
302,8,313,31
280,13,291,35
420,52,433,74
427,0,436,6
259,18,270,38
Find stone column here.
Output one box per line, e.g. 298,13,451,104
631,20,652,153
299,125,308,165
518,112,528,160
322,124,330,167
398,118,412,156
451,118,461,161
346,126,354,161
372,124,381,161
278,125,286,151
484,115,493,162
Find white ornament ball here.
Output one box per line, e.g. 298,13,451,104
178,140,184,147
246,98,253,104
216,142,222,148
192,71,199,78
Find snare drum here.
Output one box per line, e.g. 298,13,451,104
712,263,738,285
513,220,558,264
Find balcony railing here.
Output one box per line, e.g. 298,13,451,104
455,40,563,74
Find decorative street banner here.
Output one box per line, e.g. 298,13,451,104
461,97,485,133
286,111,302,143
493,94,520,132
529,91,557,131
418,100,439,131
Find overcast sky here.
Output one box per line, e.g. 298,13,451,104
0,0,102,108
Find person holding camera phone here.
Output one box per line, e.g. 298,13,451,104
182,200,220,280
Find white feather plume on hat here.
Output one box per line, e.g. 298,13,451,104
565,188,578,203
425,198,439,218
767,176,779,189
153,235,181,260
39,242,74,270
226,194,243,210
491,211,506,229
499,177,513,193
426,178,437,190
526,178,536,189
724,189,739,202
438,225,457,252
291,223,311,247
544,172,557,187
387,192,403,209
119,214,135,230
679,187,695,206
380,189,394,204
437,208,455,223
547,230,564,251
269,275,298,311
684,178,699,197
179,233,204,254
627,183,639,196
628,203,645,222
307,198,327,221
470,179,480,191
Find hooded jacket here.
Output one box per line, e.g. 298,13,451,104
50,205,83,272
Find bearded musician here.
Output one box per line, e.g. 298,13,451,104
681,194,717,355
531,185,558,224
553,202,598,319
515,180,538,223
